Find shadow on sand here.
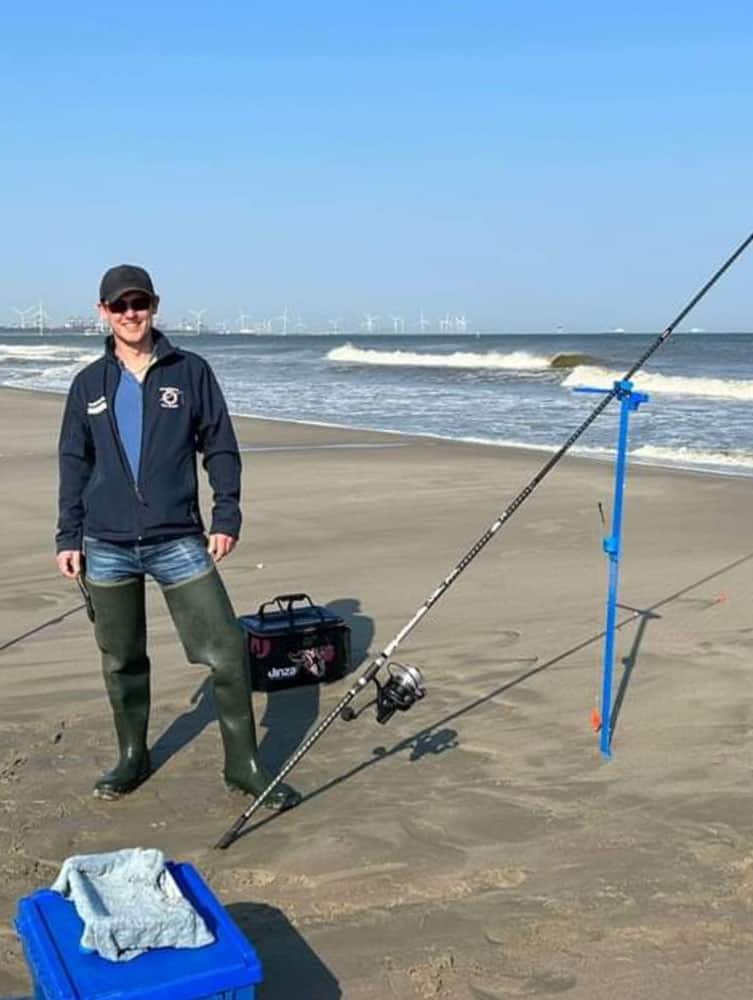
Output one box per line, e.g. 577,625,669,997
235,552,753,841
608,602,662,744
150,597,374,776
227,901,341,999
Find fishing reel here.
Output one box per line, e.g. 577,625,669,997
375,662,426,724
342,662,426,724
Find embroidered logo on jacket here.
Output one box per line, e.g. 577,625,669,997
159,387,183,409
86,397,107,415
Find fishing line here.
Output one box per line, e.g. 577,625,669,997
0,602,89,653
215,228,753,850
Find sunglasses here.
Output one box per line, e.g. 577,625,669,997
107,294,153,314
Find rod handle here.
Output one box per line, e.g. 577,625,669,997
214,819,245,850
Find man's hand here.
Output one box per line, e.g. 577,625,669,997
57,550,83,579
208,533,237,563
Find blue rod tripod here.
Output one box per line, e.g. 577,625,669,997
574,379,649,758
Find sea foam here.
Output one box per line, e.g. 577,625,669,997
328,343,554,370
631,444,753,470
0,343,100,365
563,365,753,401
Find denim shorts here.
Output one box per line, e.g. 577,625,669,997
83,534,213,586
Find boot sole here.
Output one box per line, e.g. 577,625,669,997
93,766,152,800
224,782,302,811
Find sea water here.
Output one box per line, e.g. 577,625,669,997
0,332,751,477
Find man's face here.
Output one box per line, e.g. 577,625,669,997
98,291,159,347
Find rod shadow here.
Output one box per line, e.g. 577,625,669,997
235,552,753,840
227,901,341,999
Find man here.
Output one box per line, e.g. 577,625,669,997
55,264,298,809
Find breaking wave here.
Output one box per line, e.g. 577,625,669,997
549,352,598,368
327,343,596,371
563,365,753,401
0,343,101,365
459,439,753,474
631,444,753,471
562,365,753,402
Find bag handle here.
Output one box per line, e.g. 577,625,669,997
257,593,317,618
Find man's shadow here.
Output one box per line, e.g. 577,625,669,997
150,676,216,770
227,901,341,999
151,597,374,774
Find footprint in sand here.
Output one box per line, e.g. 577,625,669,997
398,815,467,865
496,629,522,647
526,970,578,994
0,754,28,782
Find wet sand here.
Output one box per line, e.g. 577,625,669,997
1,384,753,998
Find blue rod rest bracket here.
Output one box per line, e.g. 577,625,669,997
573,379,649,758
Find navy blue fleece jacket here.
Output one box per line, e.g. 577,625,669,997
56,331,242,552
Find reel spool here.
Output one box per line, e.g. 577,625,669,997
340,661,426,724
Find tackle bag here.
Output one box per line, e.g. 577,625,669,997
239,593,351,692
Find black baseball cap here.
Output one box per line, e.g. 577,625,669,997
99,264,157,303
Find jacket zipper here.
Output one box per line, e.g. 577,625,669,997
135,362,155,506
106,360,156,536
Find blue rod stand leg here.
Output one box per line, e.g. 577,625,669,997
574,379,649,758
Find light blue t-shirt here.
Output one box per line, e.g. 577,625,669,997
114,369,144,482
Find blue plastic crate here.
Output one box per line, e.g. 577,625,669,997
14,861,263,1000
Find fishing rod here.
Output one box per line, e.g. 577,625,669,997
214,229,753,850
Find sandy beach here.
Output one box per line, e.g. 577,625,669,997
2,383,753,998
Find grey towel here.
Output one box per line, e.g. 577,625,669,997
51,848,214,962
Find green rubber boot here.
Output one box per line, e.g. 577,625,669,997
163,568,300,811
87,577,152,799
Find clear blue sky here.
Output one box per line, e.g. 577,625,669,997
2,1,752,331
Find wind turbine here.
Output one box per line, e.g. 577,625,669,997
416,309,430,333
274,306,290,335
455,314,468,334
439,312,452,333
328,318,343,334
30,300,49,335
12,305,35,330
188,309,207,334
362,313,380,334
389,315,405,334
294,314,307,334
237,310,253,334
